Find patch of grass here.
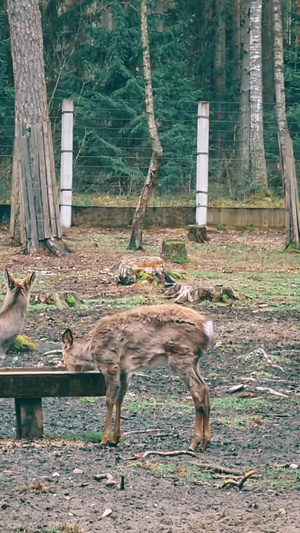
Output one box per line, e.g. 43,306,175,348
28,302,57,312
132,461,212,484
123,395,194,414
214,414,263,429
211,396,273,411
90,294,163,311
48,432,103,442
78,397,98,405
258,467,300,490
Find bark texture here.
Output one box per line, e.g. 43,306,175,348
7,0,62,252
237,0,250,187
273,0,300,247
128,0,163,250
249,0,268,191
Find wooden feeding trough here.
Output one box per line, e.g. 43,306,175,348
0,367,106,439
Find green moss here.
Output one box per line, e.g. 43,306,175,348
11,334,37,352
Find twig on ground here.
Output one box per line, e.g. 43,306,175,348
188,462,244,476
43,349,63,356
122,428,167,437
120,449,197,461
222,470,256,490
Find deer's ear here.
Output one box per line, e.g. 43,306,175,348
4,270,14,289
62,329,73,349
24,272,36,290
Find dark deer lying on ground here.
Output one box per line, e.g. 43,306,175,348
62,303,213,451
0,270,36,358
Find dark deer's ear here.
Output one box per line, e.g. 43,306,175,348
24,272,36,290
62,329,73,349
4,270,14,290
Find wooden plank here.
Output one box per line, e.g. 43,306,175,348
18,127,39,248
0,370,106,398
47,120,62,238
42,120,57,236
30,124,44,240
15,398,43,439
37,122,51,238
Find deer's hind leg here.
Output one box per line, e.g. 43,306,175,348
101,364,121,445
111,372,130,445
169,359,210,452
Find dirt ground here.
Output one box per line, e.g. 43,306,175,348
0,226,299,533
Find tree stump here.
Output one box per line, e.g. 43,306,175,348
118,256,165,285
187,224,208,243
161,240,189,264
164,282,243,304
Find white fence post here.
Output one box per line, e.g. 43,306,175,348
60,99,74,228
196,101,209,226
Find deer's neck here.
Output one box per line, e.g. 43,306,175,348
1,291,28,316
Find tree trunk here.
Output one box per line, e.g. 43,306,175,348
297,0,300,46
236,0,250,190
128,0,163,250
249,0,268,191
212,0,226,148
7,0,62,254
262,0,275,104
272,0,300,247
232,0,241,86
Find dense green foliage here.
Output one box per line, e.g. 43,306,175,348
0,0,300,202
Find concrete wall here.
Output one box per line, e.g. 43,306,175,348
0,204,285,229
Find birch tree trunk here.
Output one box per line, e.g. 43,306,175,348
7,0,63,254
249,0,268,191
273,0,300,247
128,0,163,250
236,0,250,189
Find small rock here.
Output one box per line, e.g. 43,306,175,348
102,508,112,518
52,472,60,477
73,468,83,474
289,463,299,470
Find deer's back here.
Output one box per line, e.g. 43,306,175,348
89,304,211,371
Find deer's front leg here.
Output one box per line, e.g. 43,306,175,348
101,365,120,445
111,372,130,445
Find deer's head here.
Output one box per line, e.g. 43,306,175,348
62,328,95,371
3,270,36,308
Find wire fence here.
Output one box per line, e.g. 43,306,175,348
1,98,299,207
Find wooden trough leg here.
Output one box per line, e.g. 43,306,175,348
15,398,43,439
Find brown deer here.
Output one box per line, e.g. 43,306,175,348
0,270,36,358
62,303,213,451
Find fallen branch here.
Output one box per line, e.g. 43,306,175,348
255,386,289,398
43,349,63,356
189,461,244,477
121,449,197,461
222,470,256,490
254,348,285,372
122,428,166,437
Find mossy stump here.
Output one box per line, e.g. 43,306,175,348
187,224,208,243
161,239,189,264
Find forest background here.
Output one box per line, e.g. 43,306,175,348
0,0,300,207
